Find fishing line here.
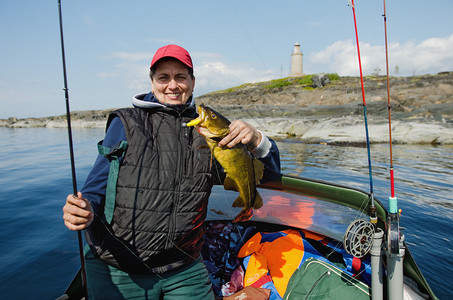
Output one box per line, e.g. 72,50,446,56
57,2,172,293
227,0,349,184
57,1,88,298
226,0,296,135
228,0,268,72
89,209,165,279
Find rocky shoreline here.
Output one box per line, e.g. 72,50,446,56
2,73,453,144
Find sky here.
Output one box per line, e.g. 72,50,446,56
1,0,452,119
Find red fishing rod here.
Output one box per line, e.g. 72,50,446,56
57,0,88,298
349,0,377,224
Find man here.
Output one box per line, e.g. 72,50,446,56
63,44,280,299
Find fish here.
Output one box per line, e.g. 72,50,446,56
186,104,264,222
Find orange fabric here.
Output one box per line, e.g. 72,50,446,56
302,230,325,241
242,252,269,287
238,229,305,296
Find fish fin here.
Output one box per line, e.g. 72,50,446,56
233,208,253,223
225,176,243,207
253,159,265,184
232,195,244,208
224,175,239,192
252,190,263,209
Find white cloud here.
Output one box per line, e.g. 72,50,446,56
111,62,150,91
306,33,453,76
95,53,152,93
308,40,358,75
393,34,453,75
100,51,280,97
97,33,453,100
194,59,277,95
190,52,279,95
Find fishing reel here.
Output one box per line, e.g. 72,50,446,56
387,212,401,255
343,219,375,258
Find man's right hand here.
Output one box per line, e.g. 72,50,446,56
63,192,94,231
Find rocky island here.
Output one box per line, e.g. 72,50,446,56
2,72,453,144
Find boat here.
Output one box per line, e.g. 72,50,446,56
57,175,438,299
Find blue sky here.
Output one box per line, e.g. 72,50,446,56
1,0,452,119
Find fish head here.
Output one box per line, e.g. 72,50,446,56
186,104,231,142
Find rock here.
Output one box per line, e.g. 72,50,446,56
198,73,453,114
311,73,330,88
7,117,18,124
2,74,452,144
1,108,116,129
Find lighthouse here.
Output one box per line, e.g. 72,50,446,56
290,43,303,77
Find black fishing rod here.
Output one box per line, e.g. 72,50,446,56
57,0,88,298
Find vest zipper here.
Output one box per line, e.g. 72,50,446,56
166,113,184,250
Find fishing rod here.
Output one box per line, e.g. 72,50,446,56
57,0,88,298
382,2,405,299
383,0,395,201
382,0,400,250
349,0,377,224
346,3,388,299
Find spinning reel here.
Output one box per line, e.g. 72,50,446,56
343,219,375,258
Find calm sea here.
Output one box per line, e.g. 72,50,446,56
0,127,452,299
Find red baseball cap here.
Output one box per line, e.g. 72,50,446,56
150,44,193,69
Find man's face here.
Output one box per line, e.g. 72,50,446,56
151,59,195,105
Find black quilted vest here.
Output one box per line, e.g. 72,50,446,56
85,106,216,274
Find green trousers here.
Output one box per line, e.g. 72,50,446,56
84,246,215,300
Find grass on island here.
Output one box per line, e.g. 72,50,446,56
211,73,340,95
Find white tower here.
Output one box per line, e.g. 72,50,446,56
290,43,303,77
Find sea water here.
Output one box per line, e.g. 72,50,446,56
0,127,452,299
